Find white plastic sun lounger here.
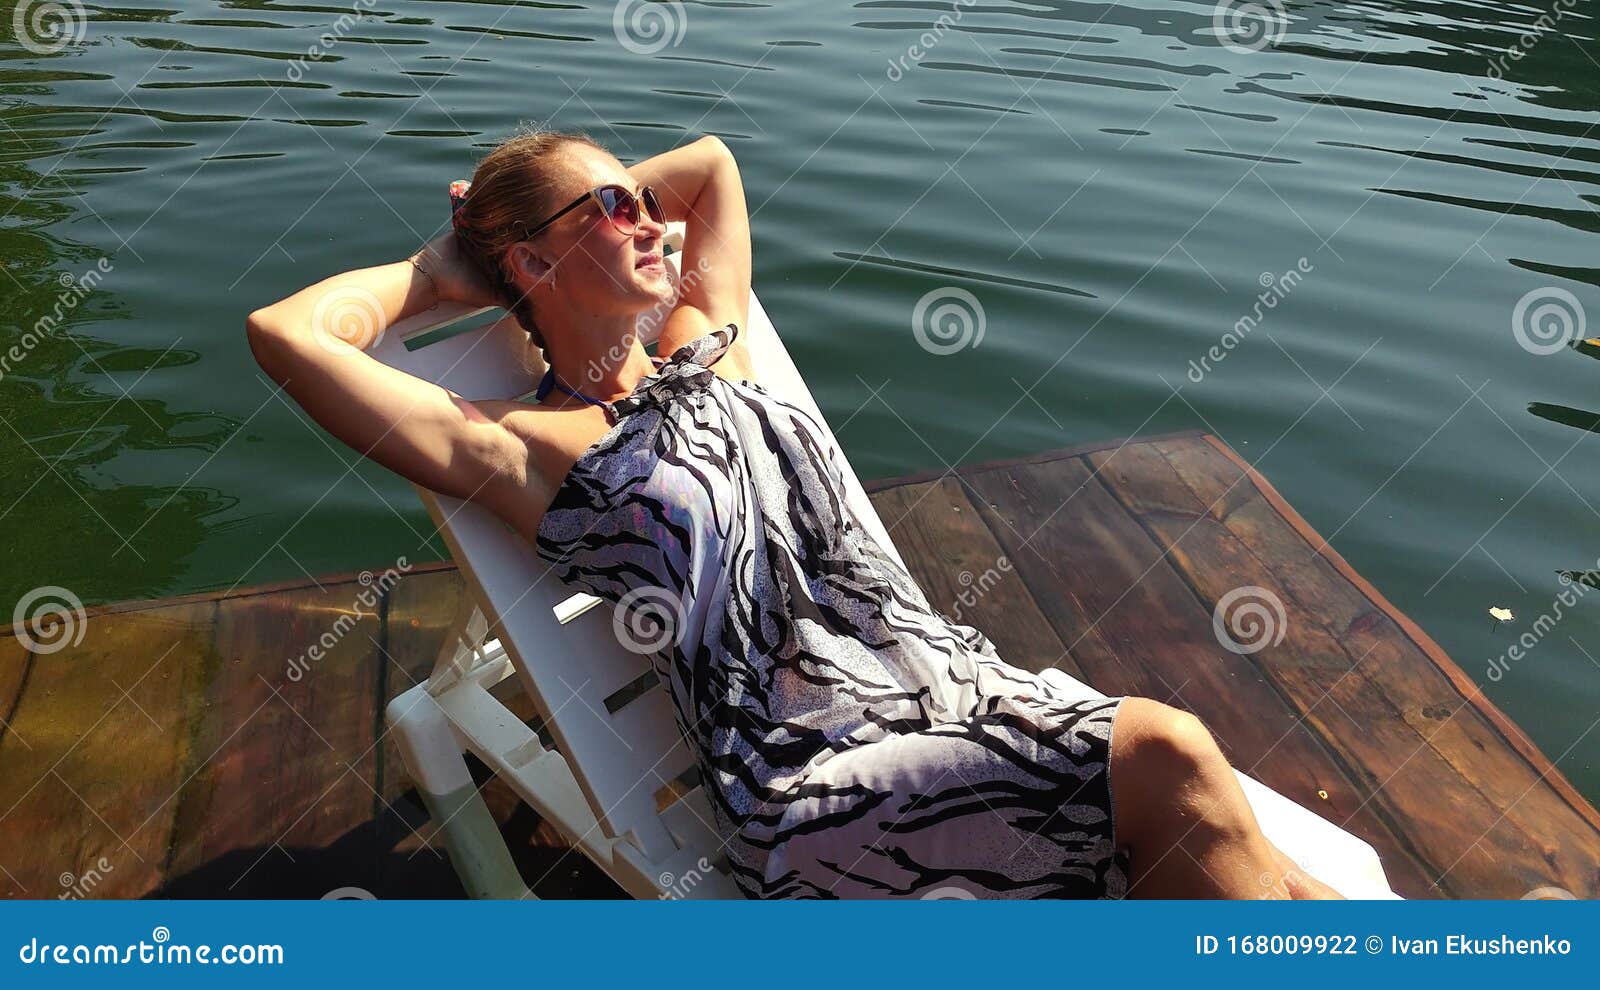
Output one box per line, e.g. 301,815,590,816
372,222,1402,900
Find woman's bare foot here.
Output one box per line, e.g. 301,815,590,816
1269,842,1345,899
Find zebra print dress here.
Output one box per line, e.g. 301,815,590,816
534,323,1130,899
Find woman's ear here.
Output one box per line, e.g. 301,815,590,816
504,240,554,287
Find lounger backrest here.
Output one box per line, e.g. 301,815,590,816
368,224,903,862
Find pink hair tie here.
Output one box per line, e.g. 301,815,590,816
449,178,471,233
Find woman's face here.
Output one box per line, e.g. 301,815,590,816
507,145,673,319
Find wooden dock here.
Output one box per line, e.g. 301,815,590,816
1,431,1595,899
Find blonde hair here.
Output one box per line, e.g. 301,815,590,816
451,125,608,368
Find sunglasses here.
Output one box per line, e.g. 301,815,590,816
518,183,664,241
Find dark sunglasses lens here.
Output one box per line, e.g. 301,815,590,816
599,186,638,230
641,186,664,224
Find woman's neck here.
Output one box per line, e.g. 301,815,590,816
542,310,658,405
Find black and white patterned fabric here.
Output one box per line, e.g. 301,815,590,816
535,323,1130,899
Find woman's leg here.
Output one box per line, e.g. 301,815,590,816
1109,698,1342,899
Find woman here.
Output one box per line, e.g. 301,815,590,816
246,128,1340,900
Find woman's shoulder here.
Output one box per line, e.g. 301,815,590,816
656,310,757,380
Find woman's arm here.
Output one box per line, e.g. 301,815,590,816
245,242,526,504
629,135,756,380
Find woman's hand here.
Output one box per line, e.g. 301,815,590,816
409,229,507,310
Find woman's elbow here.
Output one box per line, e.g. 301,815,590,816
696,133,735,169
245,309,294,381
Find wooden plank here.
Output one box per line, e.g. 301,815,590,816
0,602,216,899
962,452,1440,897
864,429,1209,493
868,475,1088,682
8,558,462,625
161,583,383,898
1197,435,1600,836
0,636,29,752
0,635,32,897
1174,436,1600,896
1091,440,1498,895
1090,437,1599,897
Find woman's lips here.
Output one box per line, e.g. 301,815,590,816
636,253,664,270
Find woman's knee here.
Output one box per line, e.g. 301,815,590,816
1110,699,1243,838
1114,698,1226,782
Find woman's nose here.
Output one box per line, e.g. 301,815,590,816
637,215,665,241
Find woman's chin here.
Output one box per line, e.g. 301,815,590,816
637,268,675,300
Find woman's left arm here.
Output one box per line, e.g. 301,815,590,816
628,135,755,380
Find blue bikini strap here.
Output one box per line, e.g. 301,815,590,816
533,369,608,408
534,356,668,407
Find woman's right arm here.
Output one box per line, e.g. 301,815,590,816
245,252,527,504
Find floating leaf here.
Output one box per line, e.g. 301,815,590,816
1489,606,1515,623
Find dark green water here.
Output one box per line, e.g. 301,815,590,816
3,1,1598,803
